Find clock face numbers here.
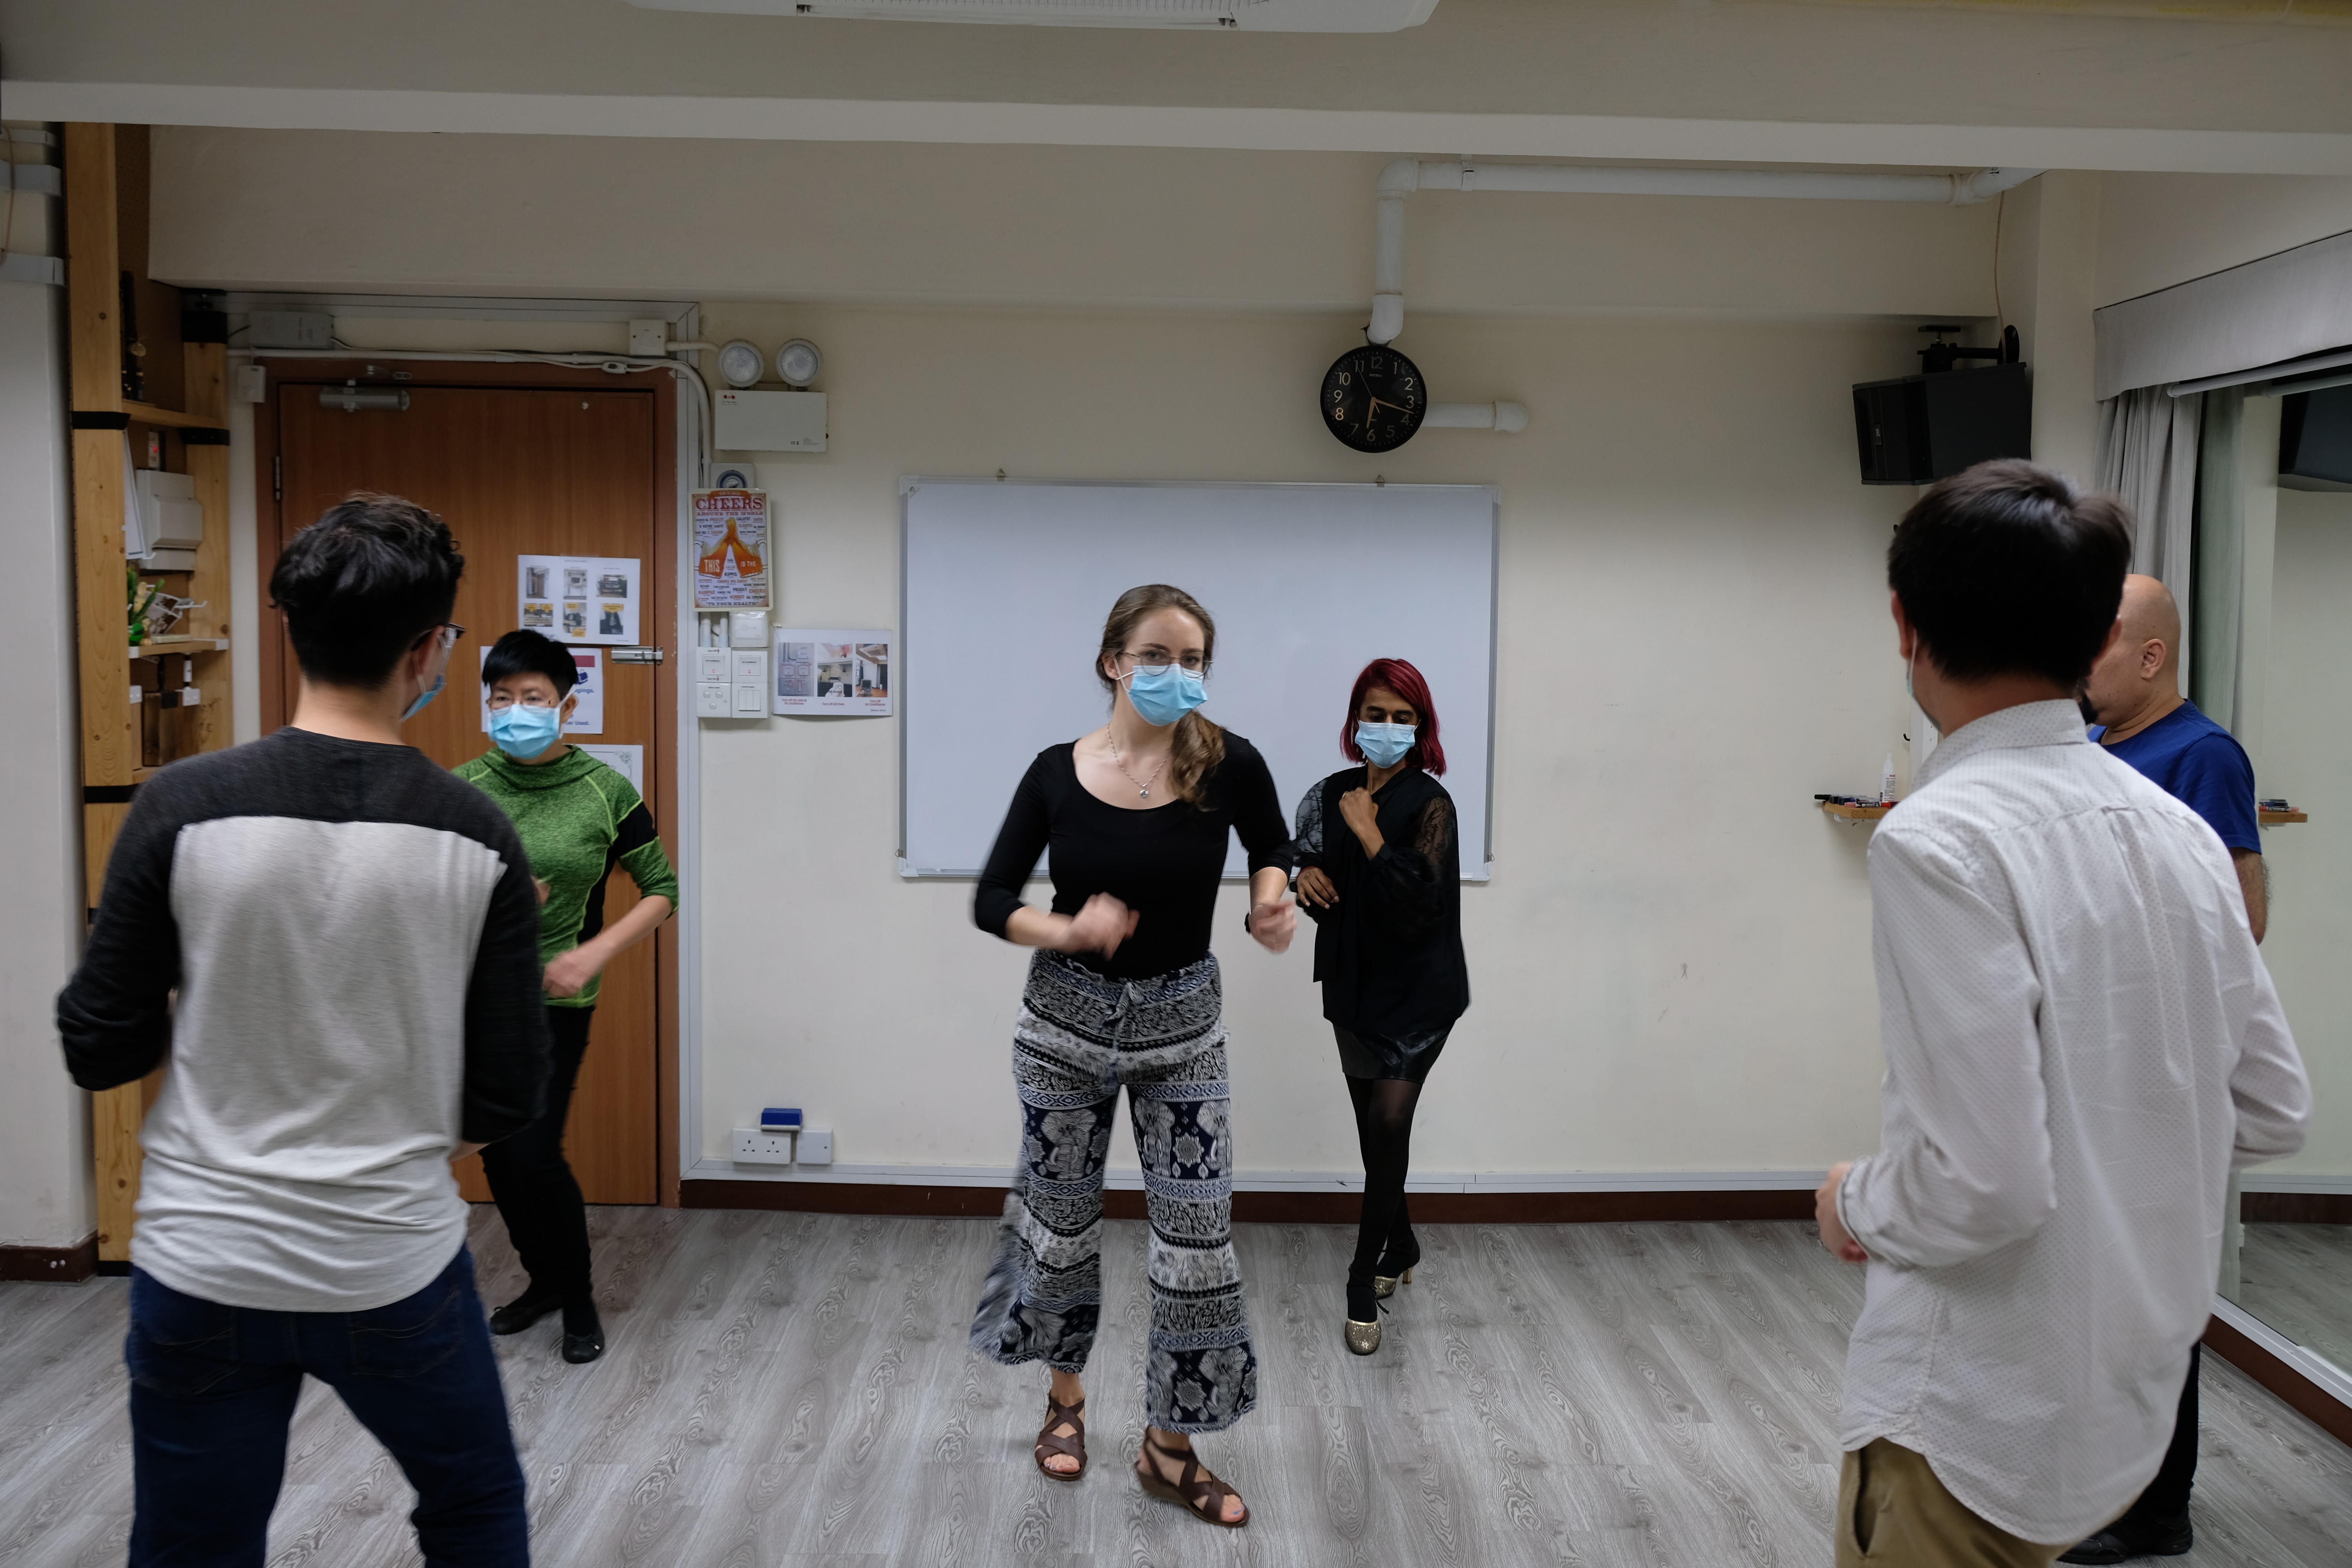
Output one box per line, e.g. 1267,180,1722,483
1321,347,1427,454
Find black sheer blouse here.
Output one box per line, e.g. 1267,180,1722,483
1294,766,1469,1036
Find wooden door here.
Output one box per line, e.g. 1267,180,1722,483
275,385,664,1203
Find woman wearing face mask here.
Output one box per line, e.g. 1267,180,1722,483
1291,658,1468,1356
455,629,678,1364
969,584,1295,1530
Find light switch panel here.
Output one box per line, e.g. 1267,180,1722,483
697,681,730,718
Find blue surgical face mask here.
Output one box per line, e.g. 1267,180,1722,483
1356,721,1416,769
489,702,564,760
400,670,445,722
1122,662,1207,728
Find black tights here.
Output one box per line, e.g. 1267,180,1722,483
1346,1075,1423,1289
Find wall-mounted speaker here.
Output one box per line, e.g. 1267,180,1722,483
1853,361,2032,485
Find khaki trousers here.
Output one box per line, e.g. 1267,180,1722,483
1835,1439,2068,1568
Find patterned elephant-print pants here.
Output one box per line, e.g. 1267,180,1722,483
969,948,1258,1434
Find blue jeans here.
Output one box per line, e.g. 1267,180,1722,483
126,1246,528,1567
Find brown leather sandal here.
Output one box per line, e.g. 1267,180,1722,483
1033,1394,1086,1481
1135,1433,1249,1528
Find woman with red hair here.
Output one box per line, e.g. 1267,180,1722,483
1292,657,1469,1356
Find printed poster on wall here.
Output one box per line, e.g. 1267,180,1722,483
577,743,642,793
773,628,891,717
691,489,770,611
517,554,641,646
480,646,603,736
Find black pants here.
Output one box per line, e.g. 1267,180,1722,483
481,1004,596,1303
2112,1344,2201,1526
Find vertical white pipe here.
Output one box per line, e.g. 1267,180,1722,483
1369,157,1417,345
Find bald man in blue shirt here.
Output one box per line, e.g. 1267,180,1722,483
2062,572,2266,1564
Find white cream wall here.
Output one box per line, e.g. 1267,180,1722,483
148,130,2001,321
2258,487,2352,1179
0,254,96,1248
695,302,1917,1181
2098,173,2352,305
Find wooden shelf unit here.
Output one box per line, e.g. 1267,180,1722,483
122,399,230,432
66,122,238,1266
1820,800,1891,824
129,637,231,657
2259,809,2308,826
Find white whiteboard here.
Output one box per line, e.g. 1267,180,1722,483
900,479,1496,878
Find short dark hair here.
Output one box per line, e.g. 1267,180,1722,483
269,493,463,687
1887,459,2131,689
483,629,578,697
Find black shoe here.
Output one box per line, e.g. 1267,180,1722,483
560,1299,604,1364
2058,1512,2192,1564
488,1284,563,1337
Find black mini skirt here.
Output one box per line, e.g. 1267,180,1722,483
1331,1022,1452,1085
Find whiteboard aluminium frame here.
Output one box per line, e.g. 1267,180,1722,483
894,475,1500,882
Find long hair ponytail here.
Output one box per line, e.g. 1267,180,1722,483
1096,584,1225,806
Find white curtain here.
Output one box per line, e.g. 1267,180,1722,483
2094,386,2201,677
2192,388,2247,735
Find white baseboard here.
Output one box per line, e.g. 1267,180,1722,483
682,1159,1829,1192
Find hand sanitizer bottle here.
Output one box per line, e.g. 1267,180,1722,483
1881,754,1897,805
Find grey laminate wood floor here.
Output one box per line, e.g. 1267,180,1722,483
4,1209,2349,1567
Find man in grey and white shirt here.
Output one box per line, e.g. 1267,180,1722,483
1814,461,2309,1565
60,495,550,1567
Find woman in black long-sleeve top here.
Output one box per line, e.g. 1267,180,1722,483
1293,657,1469,1356
968,584,1295,1530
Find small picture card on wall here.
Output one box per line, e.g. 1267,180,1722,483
519,554,641,645
774,628,891,717
692,489,771,611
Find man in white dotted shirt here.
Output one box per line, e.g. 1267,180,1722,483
1812,461,2310,1567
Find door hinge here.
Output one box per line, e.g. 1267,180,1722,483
611,646,664,664
272,453,281,502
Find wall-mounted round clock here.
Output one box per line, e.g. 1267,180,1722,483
1320,344,1426,453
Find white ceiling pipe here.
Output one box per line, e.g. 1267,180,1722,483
1365,157,2040,345
1424,401,1528,432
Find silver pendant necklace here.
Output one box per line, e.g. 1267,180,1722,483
1107,733,1168,800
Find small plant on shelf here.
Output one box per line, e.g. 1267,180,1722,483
127,565,161,647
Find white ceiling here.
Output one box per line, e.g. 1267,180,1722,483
5,0,2352,174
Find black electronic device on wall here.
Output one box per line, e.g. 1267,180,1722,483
1853,325,2032,485
2278,384,2352,491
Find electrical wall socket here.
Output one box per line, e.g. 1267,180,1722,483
797,1128,833,1165
731,1127,795,1164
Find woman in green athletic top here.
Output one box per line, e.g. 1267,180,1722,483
456,629,679,1363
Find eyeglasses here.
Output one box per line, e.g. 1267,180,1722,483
484,693,559,712
416,622,465,651
1123,650,1208,673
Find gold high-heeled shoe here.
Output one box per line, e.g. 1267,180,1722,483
1374,1264,1414,1300
1345,1316,1382,1355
